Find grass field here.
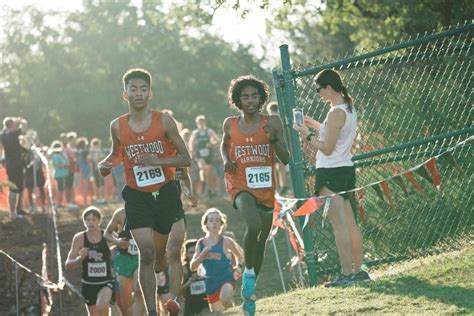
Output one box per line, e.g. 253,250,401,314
224,244,474,315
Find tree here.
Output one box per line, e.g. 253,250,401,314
265,0,474,63
0,0,269,143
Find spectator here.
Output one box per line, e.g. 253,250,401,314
293,68,370,287
90,138,106,203
22,131,47,213
49,140,69,208
1,116,28,219
76,137,92,205
61,131,78,208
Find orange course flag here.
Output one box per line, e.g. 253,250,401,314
403,171,427,196
292,197,325,216
425,158,441,189
380,180,395,209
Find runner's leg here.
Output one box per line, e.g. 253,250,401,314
131,227,158,314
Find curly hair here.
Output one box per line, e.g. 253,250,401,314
201,208,227,234
227,75,270,111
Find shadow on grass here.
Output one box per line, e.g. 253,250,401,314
366,276,474,311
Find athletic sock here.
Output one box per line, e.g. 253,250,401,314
245,267,255,275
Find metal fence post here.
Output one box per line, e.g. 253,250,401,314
277,44,318,286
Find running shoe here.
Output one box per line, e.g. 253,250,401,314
242,299,256,316
165,297,180,315
324,274,354,288
241,271,257,301
352,270,371,283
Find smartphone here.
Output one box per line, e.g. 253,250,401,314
293,108,304,125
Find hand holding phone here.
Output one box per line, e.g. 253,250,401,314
293,108,304,126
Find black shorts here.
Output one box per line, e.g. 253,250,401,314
6,164,24,193
65,172,75,189
81,280,114,306
122,181,183,234
233,190,274,213
25,166,46,189
173,180,185,223
315,166,356,200
55,177,67,192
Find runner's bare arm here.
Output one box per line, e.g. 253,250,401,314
209,128,220,144
180,167,198,207
104,209,128,249
309,109,344,156
65,233,87,271
190,239,211,271
98,119,122,177
188,130,198,158
266,115,291,165
221,118,237,174
224,236,244,266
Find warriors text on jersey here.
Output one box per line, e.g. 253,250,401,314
224,115,276,208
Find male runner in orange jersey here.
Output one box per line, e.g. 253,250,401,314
221,75,290,316
98,68,191,316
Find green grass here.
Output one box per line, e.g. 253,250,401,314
221,245,474,315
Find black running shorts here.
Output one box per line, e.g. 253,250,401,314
314,166,356,200
122,181,183,235
81,280,114,306
6,163,24,193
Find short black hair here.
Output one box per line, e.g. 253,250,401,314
122,68,152,90
227,75,270,110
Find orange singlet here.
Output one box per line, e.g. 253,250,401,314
224,115,276,209
119,110,176,193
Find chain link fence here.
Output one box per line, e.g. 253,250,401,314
273,22,473,283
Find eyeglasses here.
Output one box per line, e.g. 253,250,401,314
240,93,260,101
316,86,324,93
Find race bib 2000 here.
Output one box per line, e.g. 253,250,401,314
88,262,107,278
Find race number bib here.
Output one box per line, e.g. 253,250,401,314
133,165,165,187
190,280,206,295
198,148,210,157
88,262,107,278
245,166,272,189
127,239,139,256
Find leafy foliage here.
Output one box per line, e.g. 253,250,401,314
0,1,269,143
267,0,474,63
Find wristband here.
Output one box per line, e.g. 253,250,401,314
306,130,316,141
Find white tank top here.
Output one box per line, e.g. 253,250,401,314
316,103,357,168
